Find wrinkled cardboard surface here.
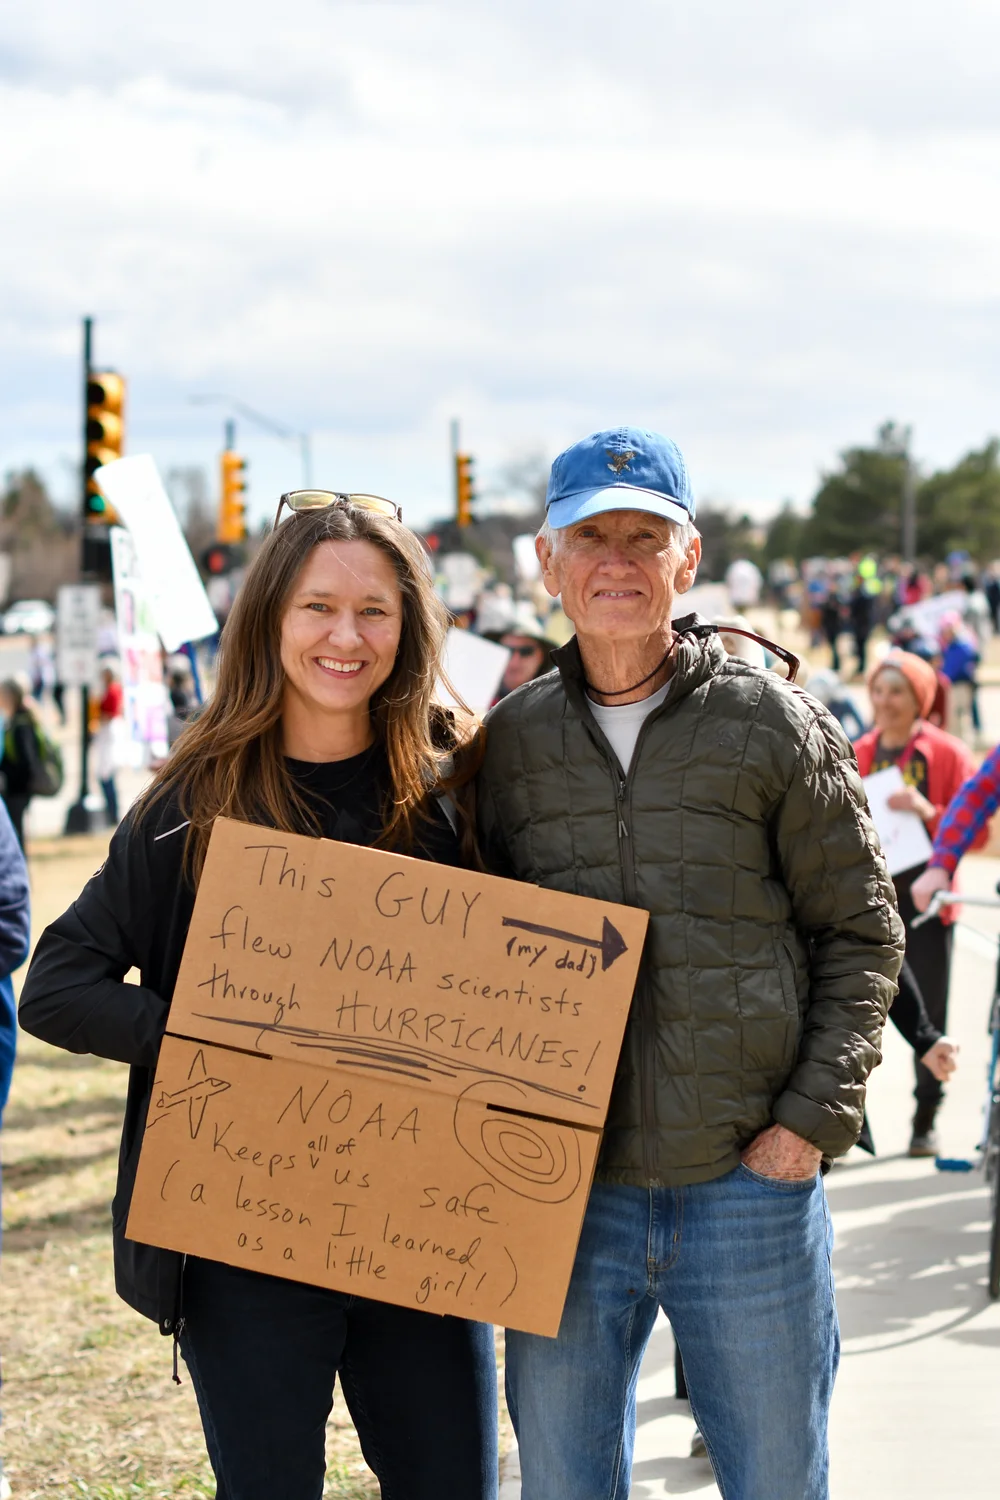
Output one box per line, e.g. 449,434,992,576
128,818,647,1332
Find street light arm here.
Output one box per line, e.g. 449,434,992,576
189,393,312,487
190,393,298,442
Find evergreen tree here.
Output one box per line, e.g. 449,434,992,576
917,441,1000,562
800,422,910,558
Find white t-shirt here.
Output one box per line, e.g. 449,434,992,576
587,682,669,775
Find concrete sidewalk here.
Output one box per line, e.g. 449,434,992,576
502,856,1000,1498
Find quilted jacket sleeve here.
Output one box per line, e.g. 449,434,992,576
770,709,905,1155
475,719,518,879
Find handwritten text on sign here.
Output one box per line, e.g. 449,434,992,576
166,819,648,1127
128,1036,601,1335
130,819,647,1334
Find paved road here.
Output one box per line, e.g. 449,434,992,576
503,856,1000,1499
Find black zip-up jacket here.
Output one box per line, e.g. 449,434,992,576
18,753,462,1331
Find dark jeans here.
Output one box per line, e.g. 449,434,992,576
2,794,29,851
180,1257,498,1500
853,629,870,674
895,864,953,1111
99,776,118,824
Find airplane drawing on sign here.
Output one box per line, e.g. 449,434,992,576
151,1048,231,1139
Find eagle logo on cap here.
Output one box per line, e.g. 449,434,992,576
606,448,636,475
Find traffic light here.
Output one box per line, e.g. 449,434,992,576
85,371,125,522
455,452,475,528
202,542,238,575
219,449,248,543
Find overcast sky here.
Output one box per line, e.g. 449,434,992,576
3,0,1000,528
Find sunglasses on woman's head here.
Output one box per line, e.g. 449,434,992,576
273,490,403,528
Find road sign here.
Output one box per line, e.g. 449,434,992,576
56,584,101,689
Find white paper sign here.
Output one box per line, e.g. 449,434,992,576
92,455,218,652
109,528,170,766
861,765,933,877
895,590,966,640
437,553,483,612
438,628,511,714
56,584,101,689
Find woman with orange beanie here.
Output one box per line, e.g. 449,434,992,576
854,650,981,1155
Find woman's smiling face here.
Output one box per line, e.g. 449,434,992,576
280,539,403,723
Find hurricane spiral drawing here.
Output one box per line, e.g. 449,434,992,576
453,1080,582,1202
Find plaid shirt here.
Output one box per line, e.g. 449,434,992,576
929,744,1000,875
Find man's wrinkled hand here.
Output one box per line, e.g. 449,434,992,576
740,1123,822,1181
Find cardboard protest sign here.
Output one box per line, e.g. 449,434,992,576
129,1035,602,1335
165,818,646,1127
129,818,648,1333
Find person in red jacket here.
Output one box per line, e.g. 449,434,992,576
93,664,125,825
854,649,980,1155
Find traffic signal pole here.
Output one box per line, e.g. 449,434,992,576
65,316,96,835
452,418,475,528
80,316,93,566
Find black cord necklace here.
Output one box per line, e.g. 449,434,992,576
583,645,674,700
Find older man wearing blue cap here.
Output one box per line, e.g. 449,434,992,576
476,428,904,1500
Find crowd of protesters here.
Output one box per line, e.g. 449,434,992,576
794,552,993,745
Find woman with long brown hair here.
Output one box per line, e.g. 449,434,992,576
19,493,498,1500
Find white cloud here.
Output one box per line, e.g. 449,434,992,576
3,0,1000,526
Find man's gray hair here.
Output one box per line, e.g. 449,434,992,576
537,515,699,550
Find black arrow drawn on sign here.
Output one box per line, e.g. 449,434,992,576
501,914,629,972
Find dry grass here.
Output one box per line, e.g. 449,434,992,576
1,838,511,1498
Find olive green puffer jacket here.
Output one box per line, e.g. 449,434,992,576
476,619,905,1187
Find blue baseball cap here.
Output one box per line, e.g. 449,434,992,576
545,426,695,530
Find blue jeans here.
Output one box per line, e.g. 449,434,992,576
99,777,118,825
180,1256,499,1500
506,1169,838,1500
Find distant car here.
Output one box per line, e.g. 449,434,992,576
2,599,56,635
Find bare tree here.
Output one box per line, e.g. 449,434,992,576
0,470,80,602
166,466,216,560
